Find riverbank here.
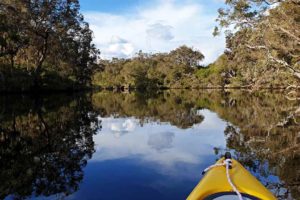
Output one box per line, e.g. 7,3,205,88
96,85,293,92
0,66,93,94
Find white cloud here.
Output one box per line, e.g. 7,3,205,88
106,36,134,57
146,23,174,41
84,0,225,64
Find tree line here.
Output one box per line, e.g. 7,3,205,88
0,0,99,92
0,0,299,92
93,46,205,90
94,0,299,90
206,0,300,89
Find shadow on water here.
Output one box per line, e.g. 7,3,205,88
0,90,299,199
0,94,102,199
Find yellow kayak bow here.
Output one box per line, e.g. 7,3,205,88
187,153,276,200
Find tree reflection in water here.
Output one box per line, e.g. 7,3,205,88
92,91,204,129
93,90,300,199
198,91,300,200
0,90,299,200
0,94,101,199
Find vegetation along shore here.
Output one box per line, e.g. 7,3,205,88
0,0,299,92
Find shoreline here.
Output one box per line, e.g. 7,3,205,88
0,86,296,95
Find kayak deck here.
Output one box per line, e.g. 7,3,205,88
187,158,276,200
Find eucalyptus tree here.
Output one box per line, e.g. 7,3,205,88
0,0,99,89
169,45,204,68
65,23,100,86
215,0,300,88
21,0,94,87
93,46,204,89
0,0,28,68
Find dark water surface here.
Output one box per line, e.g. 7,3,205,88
1,90,299,200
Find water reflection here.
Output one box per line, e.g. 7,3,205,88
92,90,300,199
0,90,299,200
92,91,204,129
148,131,175,151
71,111,226,200
92,112,226,166
0,95,101,199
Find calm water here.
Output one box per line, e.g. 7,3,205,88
1,90,299,200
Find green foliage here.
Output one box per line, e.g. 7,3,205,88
213,0,300,89
1,0,298,91
195,54,232,87
93,46,204,89
169,45,204,67
0,0,99,91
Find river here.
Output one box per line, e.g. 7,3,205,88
1,90,299,200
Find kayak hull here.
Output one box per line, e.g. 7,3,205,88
187,158,276,200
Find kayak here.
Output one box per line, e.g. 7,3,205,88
187,153,276,200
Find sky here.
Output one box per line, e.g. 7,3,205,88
79,0,226,64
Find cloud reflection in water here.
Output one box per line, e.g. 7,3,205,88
92,109,227,168
65,110,231,200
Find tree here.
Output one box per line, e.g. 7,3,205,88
215,0,300,88
0,0,100,90
69,24,100,86
0,0,28,68
169,45,204,68
93,46,205,89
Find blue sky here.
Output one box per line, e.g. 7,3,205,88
80,0,146,14
80,0,222,14
79,0,226,64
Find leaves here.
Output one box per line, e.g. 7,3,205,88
0,0,99,90
213,0,300,89
93,46,204,89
